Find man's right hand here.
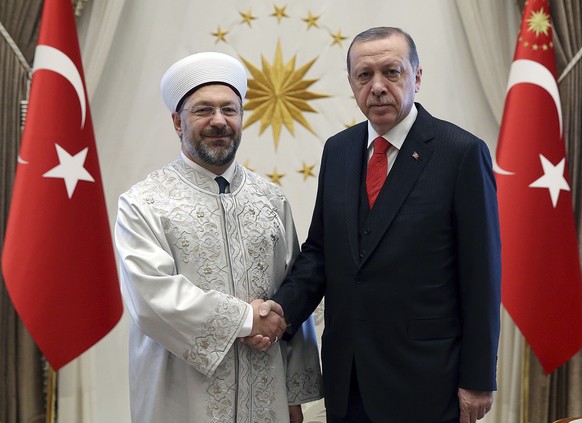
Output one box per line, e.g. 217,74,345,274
240,300,286,351
250,299,286,339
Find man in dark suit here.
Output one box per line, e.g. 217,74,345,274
256,26,501,423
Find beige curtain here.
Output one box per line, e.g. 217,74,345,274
527,0,582,421
453,0,521,124
0,1,45,422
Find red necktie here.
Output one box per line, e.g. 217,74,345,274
366,137,390,208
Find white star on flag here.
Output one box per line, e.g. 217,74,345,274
528,154,570,208
43,143,95,198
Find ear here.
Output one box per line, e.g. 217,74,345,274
414,66,423,93
171,112,182,138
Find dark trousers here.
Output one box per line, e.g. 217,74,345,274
326,367,373,423
328,403,458,423
326,366,459,423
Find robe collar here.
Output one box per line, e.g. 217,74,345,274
180,151,237,184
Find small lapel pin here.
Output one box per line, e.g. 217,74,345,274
412,151,420,161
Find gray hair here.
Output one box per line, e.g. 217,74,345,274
346,27,420,74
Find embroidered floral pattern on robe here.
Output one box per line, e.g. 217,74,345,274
115,157,322,423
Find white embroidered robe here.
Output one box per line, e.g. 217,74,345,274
115,158,322,423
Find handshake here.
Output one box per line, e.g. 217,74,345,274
239,299,286,352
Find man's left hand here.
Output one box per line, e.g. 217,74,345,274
458,388,493,423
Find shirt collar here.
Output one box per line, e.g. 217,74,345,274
180,151,237,183
367,103,418,151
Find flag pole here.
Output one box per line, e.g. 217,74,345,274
45,363,57,423
520,338,530,423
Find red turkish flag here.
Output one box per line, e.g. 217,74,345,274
2,0,123,370
496,0,582,373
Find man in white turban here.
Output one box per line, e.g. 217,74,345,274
115,52,322,423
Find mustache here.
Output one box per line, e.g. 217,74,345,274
201,128,233,137
366,94,394,108
367,99,392,107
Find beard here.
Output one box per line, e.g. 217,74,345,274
183,126,241,167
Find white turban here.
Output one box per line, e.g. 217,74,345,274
160,52,248,112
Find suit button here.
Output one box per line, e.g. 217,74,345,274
355,279,363,285
363,229,371,235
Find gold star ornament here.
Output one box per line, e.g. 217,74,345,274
302,11,320,30
271,4,289,23
266,168,285,185
297,162,316,180
240,9,257,27
211,26,228,43
344,119,357,128
330,29,348,47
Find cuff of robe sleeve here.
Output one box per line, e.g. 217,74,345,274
238,303,253,337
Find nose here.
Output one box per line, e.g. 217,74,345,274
209,111,228,126
370,74,387,96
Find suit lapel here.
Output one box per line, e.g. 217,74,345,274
359,106,435,269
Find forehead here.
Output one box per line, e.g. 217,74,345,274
349,35,410,71
185,84,240,105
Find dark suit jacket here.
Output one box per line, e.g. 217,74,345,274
273,103,501,423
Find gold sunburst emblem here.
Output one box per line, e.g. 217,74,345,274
526,8,551,37
240,40,330,150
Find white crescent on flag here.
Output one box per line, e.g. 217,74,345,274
506,59,562,135
33,44,87,128
18,45,88,165
494,59,562,176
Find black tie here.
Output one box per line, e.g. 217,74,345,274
215,176,229,194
